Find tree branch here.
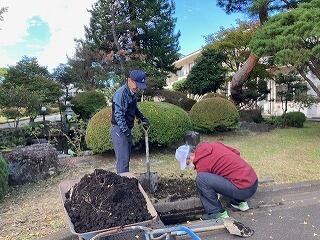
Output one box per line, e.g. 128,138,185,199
298,68,320,98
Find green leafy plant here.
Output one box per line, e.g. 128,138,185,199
283,112,306,128
71,90,106,120
190,97,239,132
0,154,9,200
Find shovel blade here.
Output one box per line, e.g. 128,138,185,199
223,218,254,237
138,172,159,193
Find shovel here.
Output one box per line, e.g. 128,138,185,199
138,124,159,193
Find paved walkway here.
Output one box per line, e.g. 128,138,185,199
0,114,61,129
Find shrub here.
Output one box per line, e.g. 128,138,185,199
146,89,196,111
85,108,143,153
71,90,106,120
138,102,192,145
283,112,306,128
0,154,9,200
190,97,239,132
202,92,228,100
264,115,285,128
239,109,263,123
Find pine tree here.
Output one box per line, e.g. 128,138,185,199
81,0,180,83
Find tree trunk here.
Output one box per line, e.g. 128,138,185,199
230,5,268,102
230,53,259,97
298,68,320,98
307,61,320,81
110,2,126,78
128,0,139,57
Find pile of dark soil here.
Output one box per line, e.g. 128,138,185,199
152,176,197,201
64,169,152,233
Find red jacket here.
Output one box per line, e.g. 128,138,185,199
194,141,258,189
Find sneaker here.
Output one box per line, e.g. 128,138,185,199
216,210,230,219
231,201,250,211
203,210,230,220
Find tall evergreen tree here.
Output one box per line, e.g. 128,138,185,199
82,0,180,82
184,48,227,95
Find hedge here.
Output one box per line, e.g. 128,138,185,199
283,112,306,128
190,97,239,132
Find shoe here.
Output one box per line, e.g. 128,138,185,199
216,210,230,219
203,210,230,220
231,201,249,211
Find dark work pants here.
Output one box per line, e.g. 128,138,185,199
111,125,132,173
196,172,258,215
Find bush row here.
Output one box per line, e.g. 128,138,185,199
85,97,307,153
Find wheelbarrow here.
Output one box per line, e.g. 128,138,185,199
58,173,159,240
91,218,254,239
138,124,160,193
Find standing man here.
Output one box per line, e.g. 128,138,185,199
175,141,258,219
111,70,149,173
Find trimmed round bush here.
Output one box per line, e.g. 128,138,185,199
138,102,192,145
71,90,106,120
283,112,306,128
0,154,9,200
190,97,239,132
202,92,228,100
85,108,143,153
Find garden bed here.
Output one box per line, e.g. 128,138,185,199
150,176,204,224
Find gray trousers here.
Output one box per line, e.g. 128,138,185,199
196,172,258,215
111,125,132,173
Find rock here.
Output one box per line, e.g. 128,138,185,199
4,144,59,186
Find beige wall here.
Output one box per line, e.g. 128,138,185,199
166,50,201,88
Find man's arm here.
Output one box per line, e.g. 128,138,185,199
220,142,240,156
113,92,130,134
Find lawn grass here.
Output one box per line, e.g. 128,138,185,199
131,121,320,184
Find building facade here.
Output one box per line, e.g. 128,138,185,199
166,50,320,118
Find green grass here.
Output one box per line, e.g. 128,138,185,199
132,121,320,184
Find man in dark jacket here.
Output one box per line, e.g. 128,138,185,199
175,142,258,219
111,70,149,173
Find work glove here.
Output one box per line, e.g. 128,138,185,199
141,118,150,129
140,118,150,129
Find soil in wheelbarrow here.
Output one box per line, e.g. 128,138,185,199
64,169,152,233
152,175,198,202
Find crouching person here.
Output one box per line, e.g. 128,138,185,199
175,141,258,220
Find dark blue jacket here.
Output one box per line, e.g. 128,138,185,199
111,84,147,133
